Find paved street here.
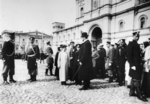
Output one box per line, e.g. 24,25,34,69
0,60,150,104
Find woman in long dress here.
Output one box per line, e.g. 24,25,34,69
142,41,150,97
58,45,70,85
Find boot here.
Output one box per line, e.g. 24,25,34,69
109,77,113,83
9,75,17,83
31,75,36,82
45,69,48,76
27,75,32,81
3,76,9,85
134,79,148,102
129,79,136,96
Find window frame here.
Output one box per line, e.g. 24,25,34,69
139,14,148,29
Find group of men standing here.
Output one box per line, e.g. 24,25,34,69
1,31,150,102
55,32,94,90
1,31,40,83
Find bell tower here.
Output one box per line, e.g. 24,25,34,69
52,22,65,32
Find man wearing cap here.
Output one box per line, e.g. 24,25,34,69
45,41,53,76
78,32,94,90
106,42,115,83
1,31,16,84
115,39,127,86
26,37,40,82
127,31,148,102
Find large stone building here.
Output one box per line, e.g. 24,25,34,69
53,0,150,48
0,31,53,53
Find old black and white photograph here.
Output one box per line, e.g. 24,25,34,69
0,0,150,104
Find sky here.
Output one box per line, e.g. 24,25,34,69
0,0,76,35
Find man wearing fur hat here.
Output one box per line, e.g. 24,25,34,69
127,31,148,102
1,31,16,84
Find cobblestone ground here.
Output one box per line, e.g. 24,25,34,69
0,60,150,104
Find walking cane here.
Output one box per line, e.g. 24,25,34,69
68,65,81,86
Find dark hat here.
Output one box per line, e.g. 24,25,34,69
107,41,111,44
122,39,125,42
81,32,88,38
2,31,15,39
133,31,140,37
47,41,51,45
115,43,119,46
62,45,67,48
70,41,75,44
111,44,114,47
60,44,63,48
148,38,150,40
29,37,35,40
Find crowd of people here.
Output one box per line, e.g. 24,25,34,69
1,31,150,102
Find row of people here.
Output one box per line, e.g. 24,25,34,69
1,31,150,102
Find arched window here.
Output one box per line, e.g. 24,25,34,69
139,15,148,29
140,17,146,29
119,20,125,31
92,0,98,10
80,7,84,17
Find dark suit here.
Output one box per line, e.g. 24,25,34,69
78,40,94,88
115,46,127,85
127,40,142,80
96,48,106,78
2,41,15,81
55,51,59,79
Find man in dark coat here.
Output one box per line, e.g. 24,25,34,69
1,31,16,84
96,44,106,79
45,41,53,75
127,31,148,102
115,39,127,86
78,32,94,90
106,43,115,83
54,47,61,80
26,37,40,82
68,41,76,80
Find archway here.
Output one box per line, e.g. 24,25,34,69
91,27,102,48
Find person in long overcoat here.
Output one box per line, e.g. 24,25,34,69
106,43,115,83
96,44,106,79
68,41,76,80
115,39,127,86
142,41,150,97
26,37,40,82
92,46,99,78
54,47,61,80
58,45,70,85
78,32,94,90
72,44,82,85
45,41,53,75
1,31,16,84
127,32,148,102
